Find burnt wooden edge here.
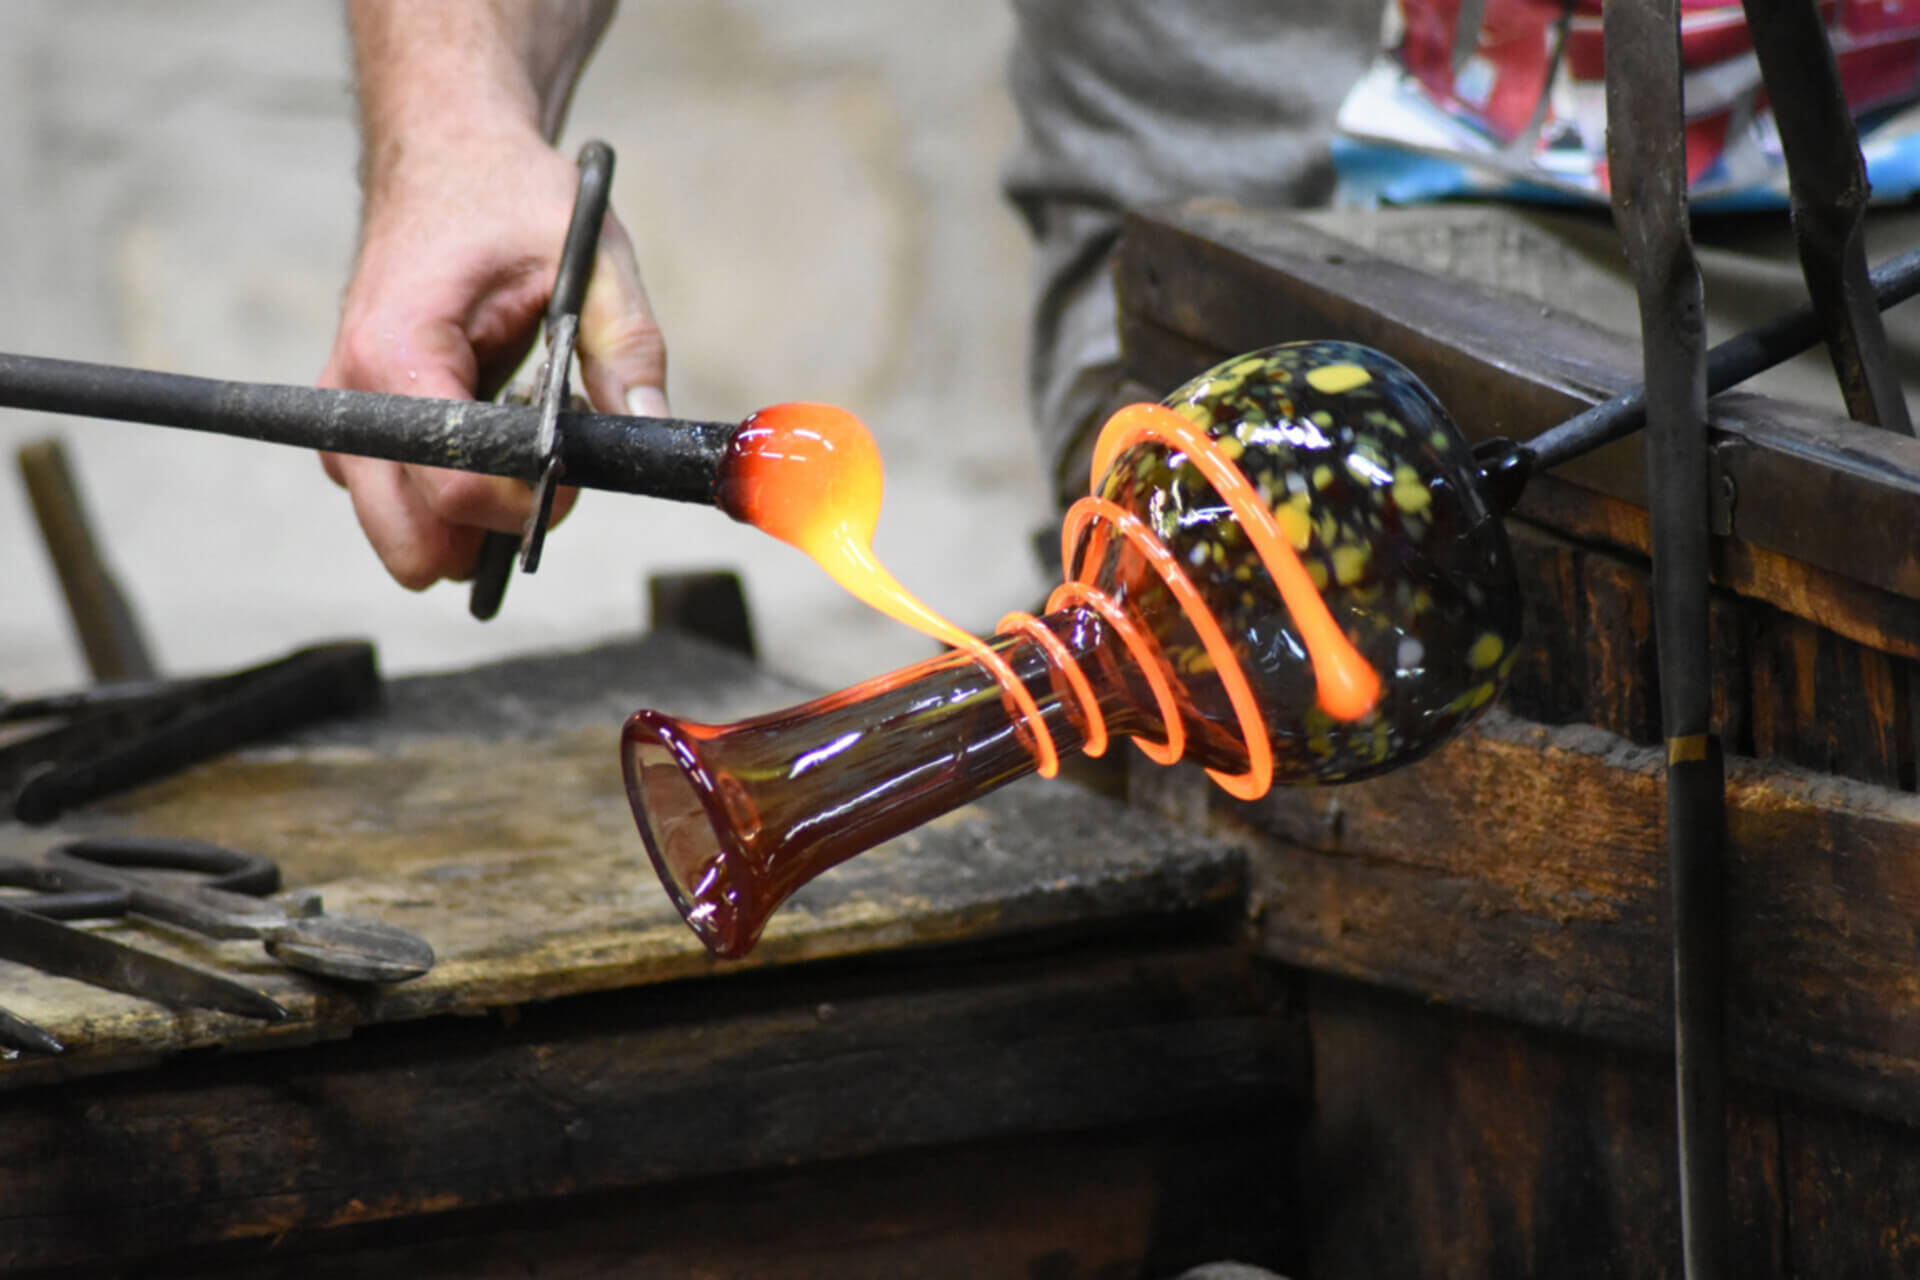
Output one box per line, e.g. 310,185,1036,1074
1114,201,1920,604
1220,709,1920,1127
0,940,1304,1272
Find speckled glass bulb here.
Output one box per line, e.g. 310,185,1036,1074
1078,339,1523,785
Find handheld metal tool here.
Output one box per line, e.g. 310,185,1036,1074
45,837,435,985
0,856,290,1056
470,138,618,620
0,641,382,825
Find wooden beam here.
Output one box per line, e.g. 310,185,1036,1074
1229,711,1920,1126
1115,202,1920,607
0,941,1303,1272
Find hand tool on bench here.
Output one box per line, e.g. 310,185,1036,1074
44,836,435,984
468,138,617,620
0,640,382,824
0,856,289,1056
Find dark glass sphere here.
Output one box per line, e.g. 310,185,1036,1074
1078,340,1523,784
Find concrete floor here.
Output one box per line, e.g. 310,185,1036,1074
1,1,1050,700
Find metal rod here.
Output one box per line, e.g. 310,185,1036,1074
1741,0,1912,433
0,351,736,506
16,436,159,683
1525,246,1920,471
1606,5,1729,1277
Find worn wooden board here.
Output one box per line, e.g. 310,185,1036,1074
0,942,1304,1271
0,633,1245,1088
1300,976,1786,1279
1229,710,1920,1127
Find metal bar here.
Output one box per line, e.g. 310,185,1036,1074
15,437,159,682
0,351,735,505
1740,0,1912,433
1605,4,1729,1277
0,897,289,1023
1524,247,1920,470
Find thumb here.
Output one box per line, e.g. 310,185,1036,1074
573,209,670,418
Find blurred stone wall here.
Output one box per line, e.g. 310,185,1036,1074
0,0,1046,696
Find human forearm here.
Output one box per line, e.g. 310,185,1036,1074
345,0,617,192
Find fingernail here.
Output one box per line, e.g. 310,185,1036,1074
626,386,670,419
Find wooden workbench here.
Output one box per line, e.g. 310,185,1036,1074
1,632,1302,1277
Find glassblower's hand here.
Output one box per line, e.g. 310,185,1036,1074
318,127,667,590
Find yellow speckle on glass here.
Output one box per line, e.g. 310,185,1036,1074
1312,464,1334,490
1217,435,1245,462
1332,543,1369,585
1312,410,1335,429
1275,502,1313,550
1306,560,1329,590
1305,362,1372,395
1174,401,1212,429
1469,632,1505,670
1392,464,1432,516
1429,431,1451,451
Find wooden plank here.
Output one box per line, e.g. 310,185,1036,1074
0,635,1245,1089
1229,711,1920,1125
1750,607,1913,790
200,1138,1165,1280
1300,977,1784,1280
1115,202,1920,607
1781,1099,1920,1277
1580,548,1661,745
1500,522,1588,726
0,942,1304,1271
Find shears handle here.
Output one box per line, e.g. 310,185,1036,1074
470,139,617,620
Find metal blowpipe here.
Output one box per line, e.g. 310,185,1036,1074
0,351,738,505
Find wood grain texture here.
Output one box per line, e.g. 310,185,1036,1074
1781,1098,1920,1278
0,942,1303,1271
1230,711,1920,1125
1301,977,1785,1280
0,635,1244,1090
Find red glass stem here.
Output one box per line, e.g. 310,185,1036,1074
621,605,1144,958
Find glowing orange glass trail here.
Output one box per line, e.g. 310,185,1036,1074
718,403,1059,779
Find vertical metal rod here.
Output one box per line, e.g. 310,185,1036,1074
16,436,159,683
1604,4,1729,1277
1740,0,1913,433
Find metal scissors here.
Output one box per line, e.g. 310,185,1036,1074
0,853,290,1055
468,138,617,619
42,837,435,985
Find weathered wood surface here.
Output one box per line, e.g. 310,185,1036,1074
1115,200,1920,608
0,941,1302,1272
1229,709,1920,1127
1300,977,1787,1279
0,633,1244,1090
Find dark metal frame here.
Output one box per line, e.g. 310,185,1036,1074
1598,4,1913,1276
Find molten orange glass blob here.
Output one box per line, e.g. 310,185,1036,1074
715,403,1059,778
